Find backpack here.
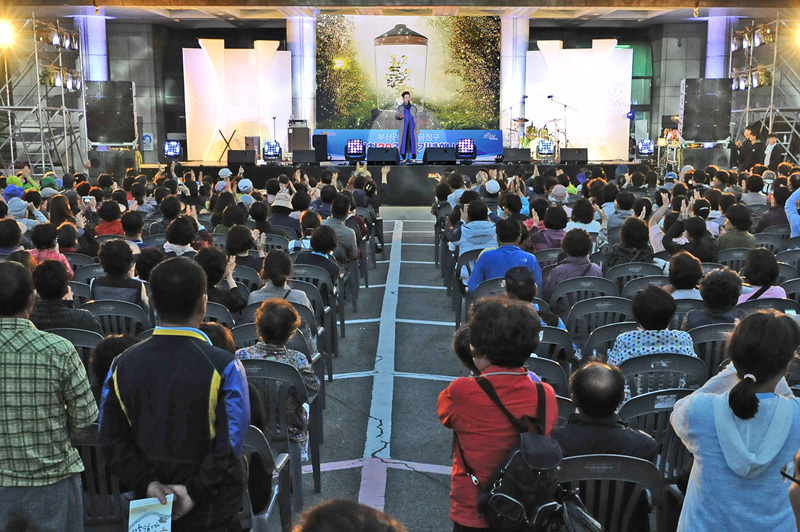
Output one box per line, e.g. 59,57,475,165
456,378,563,531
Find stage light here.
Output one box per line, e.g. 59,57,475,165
333,58,345,69
53,69,63,88
70,32,79,51
537,139,556,157
626,110,636,120
263,140,281,160
742,33,750,50
455,138,476,164
754,28,764,47
637,139,655,156
64,70,74,90
50,26,61,47
731,33,742,52
0,20,15,49
751,70,760,89
60,30,71,50
164,140,182,158
71,70,82,91
344,139,366,164
738,73,748,91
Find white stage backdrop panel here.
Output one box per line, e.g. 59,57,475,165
526,40,632,161
183,39,292,162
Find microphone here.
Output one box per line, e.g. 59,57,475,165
522,95,528,99
547,95,554,99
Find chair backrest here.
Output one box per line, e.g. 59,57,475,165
73,264,108,284
606,262,664,293
606,225,622,246
70,424,126,527
782,234,800,251
68,281,92,306
64,252,96,271
210,232,229,247
231,322,259,348
549,276,619,313
291,264,335,301
95,234,124,245
558,455,663,532
533,297,551,313
618,354,708,397
556,395,575,426
582,321,638,361
617,388,694,483
620,275,670,299
264,234,289,252
688,323,735,379
534,248,562,269
781,278,800,305
754,232,785,254
533,326,573,362
79,300,151,336
452,248,483,284
735,297,800,319
271,225,301,240
241,358,310,444
473,277,506,301
289,280,327,327
137,328,155,340
240,302,261,324
701,262,724,275
47,328,104,368
764,223,791,241
778,262,798,284
541,264,556,288
717,247,753,272
748,203,770,218
778,248,800,272
526,356,570,396
669,298,706,330
142,233,168,246
233,265,263,292
565,296,634,346
204,301,236,328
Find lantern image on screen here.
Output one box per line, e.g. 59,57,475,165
374,24,428,111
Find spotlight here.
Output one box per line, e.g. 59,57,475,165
50,28,61,47
742,33,750,50
164,140,182,159
754,28,764,47
53,68,63,88
0,20,15,49
71,70,82,91
455,138,476,164
738,73,748,91
537,139,556,158
637,139,655,156
263,140,281,160
751,70,760,89
60,30,71,50
344,139,366,165
64,70,74,90
731,33,742,52
70,32,79,51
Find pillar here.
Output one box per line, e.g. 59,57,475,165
287,17,316,130
500,17,529,148
705,16,732,79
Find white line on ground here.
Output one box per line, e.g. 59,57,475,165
333,370,377,380
401,260,436,265
396,319,455,327
345,318,381,324
398,284,448,290
395,371,458,382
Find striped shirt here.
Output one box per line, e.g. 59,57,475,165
0,319,97,486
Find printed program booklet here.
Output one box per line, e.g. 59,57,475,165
128,493,173,532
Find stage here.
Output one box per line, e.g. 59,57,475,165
152,160,644,206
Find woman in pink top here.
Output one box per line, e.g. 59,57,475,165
28,223,74,279
737,248,786,304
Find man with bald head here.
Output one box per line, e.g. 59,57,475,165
552,361,657,460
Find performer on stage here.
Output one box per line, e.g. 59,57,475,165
395,91,419,164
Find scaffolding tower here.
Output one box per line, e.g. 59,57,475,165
0,15,88,177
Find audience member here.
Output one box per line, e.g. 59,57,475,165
91,239,149,310
29,259,102,334
663,215,719,263
682,267,742,330
450,200,496,254
467,218,542,294
667,251,703,300
523,205,568,252
737,247,787,304
294,226,341,288
565,198,601,233
88,334,138,403
135,246,165,282
718,203,756,250
195,246,248,314
226,224,262,271
293,499,408,532
754,185,790,233
542,229,604,316
321,194,358,265
603,217,654,268
95,200,124,236
248,249,312,309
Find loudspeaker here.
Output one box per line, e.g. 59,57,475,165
293,150,317,164
680,147,733,169
245,136,260,152
424,147,456,165
227,150,257,166
560,148,588,164
367,147,400,165
88,149,137,179
85,81,137,144
502,148,531,164
679,78,732,141
288,127,310,152
312,134,329,162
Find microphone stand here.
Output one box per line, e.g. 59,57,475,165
549,96,577,148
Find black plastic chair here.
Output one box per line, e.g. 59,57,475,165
532,326,574,364
534,248,562,269
233,265,263,293
433,204,452,268
451,248,483,327
606,262,664,293
204,301,236,328
781,234,800,251
717,247,752,273
618,354,708,397
548,276,619,318
556,395,575,426
582,321,638,362
142,233,168,247
68,281,92,306
754,232,785,254
781,278,800,305
64,252,96,272
735,297,800,318
292,264,344,340
525,356,570,396
73,264,107,285
462,277,506,324
291,280,336,360
620,275,670,299
239,425,292,532
80,300,151,336
558,455,663,532
565,296,634,347
701,262,724,275
264,234,289,252
210,232,228,247
763,223,791,243
670,298,705,330
71,424,126,530
688,323,735,379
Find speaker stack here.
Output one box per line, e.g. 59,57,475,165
85,81,138,145
679,78,733,141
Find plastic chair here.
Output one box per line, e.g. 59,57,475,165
717,247,752,272
606,262,664,293
264,234,289,252
94,234,124,245
451,249,483,327
241,358,322,513
68,281,92,306
701,262,724,275
558,455,663,532
271,225,302,240
137,328,155,341
777,262,798,284
670,298,705,330
618,354,708,397
533,297,551,313
548,276,619,317
433,204,452,268
754,232,785,254
606,225,622,247
204,301,236,328
239,425,292,532
72,264,107,285
64,252,96,271
764,223,791,242
582,321,638,361
47,328,104,370
777,249,800,272
688,323,735,379
292,264,344,340
533,326,574,364
142,233,168,247
233,265,263,293
541,264,556,289
291,280,337,360
620,275,670,299
534,248,562,269
231,322,259,348
618,389,694,485
565,296,634,347
461,277,506,324
526,356,570,396
781,278,800,305
346,216,369,291
290,302,332,384
210,232,229,246
748,203,769,219
70,424,126,529
80,300,151,336
735,297,800,318
782,235,800,251
556,395,575,426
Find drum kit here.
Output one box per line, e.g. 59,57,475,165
509,117,564,161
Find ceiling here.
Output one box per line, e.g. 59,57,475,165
6,4,796,29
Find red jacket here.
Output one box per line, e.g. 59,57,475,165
438,367,558,528
95,219,124,236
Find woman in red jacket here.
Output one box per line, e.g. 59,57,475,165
438,297,558,531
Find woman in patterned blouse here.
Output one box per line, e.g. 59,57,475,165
607,285,697,367
235,299,320,455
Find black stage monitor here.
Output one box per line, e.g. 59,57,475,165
227,149,257,166
293,150,318,164
424,147,456,165
560,148,588,165
502,148,531,164
367,147,400,166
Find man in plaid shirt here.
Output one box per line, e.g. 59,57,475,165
0,261,98,530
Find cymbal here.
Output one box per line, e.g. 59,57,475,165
513,118,530,123
546,118,561,122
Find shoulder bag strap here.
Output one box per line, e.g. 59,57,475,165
476,377,547,434
746,284,770,301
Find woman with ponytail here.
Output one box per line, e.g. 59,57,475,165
671,310,800,531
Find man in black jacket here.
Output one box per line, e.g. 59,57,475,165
99,257,250,531
765,132,786,172
736,125,765,171
28,260,102,334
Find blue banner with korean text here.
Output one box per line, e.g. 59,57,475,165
314,129,503,161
